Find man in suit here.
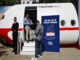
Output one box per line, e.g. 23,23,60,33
24,13,33,42
11,17,19,54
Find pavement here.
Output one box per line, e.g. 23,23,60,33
0,43,80,60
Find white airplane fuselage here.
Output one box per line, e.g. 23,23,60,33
0,3,79,46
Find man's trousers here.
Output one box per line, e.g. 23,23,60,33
35,39,42,58
13,32,18,54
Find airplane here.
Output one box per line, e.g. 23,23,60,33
0,3,79,47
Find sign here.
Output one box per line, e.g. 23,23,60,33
42,15,60,52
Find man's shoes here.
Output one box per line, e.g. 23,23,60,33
31,57,35,60
39,56,42,58
12,52,18,54
12,50,15,52
34,57,37,60
31,57,38,60
15,52,18,54
38,55,42,58
12,52,15,54
27,40,29,43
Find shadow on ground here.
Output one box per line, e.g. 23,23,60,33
0,39,13,57
0,39,13,47
0,51,8,57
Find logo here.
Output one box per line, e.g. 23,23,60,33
46,32,55,36
48,41,53,46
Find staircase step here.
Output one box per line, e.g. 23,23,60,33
20,51,35,55
22,47,35,51
24,42,35,46
20,41,35,55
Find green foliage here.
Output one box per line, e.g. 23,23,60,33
41,0,71,3
0,0,18,6
0,2,4,6
4,0,18,6
0,0,71,6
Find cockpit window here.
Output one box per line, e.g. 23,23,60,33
71,20,76,26
2,15,5,19
23,2,25,4
0,15,5,20
27,1,29,4
61,20,65,26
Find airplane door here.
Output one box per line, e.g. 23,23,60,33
24,6,37,30
42,15,60,52
24,6,37,41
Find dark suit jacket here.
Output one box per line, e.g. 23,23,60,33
11,22,19,36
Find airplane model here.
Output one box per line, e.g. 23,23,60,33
0,3,79,47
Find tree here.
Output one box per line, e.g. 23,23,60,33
0,0,5,6
40,0,71,3
3,0,18,6
0,0,71,6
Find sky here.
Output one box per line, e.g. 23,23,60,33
0,6,11,14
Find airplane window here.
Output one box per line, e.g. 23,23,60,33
0,15,5,20
61,20,65,26
23,2,25,4
71,20,76,26
27,1,29,4
2,15,5,19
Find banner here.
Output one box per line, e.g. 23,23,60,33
42,15,60,52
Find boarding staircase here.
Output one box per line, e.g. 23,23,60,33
20,41,35,55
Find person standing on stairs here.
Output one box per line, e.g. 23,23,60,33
24,13,33,42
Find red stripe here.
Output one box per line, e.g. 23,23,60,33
0,28,79,46
0,28,23,44
60,27,79,30
60,44,77,47
60,44,80,50
78,45,80,50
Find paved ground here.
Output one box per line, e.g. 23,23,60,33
0,43,80,60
